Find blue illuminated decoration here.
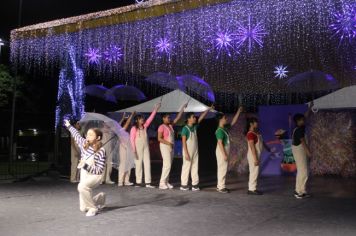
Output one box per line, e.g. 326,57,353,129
213,31,237,58
85,47,101,64
235,14,267,53
274,65,289,79
103,44,123,63
156,37,173,55
55,46,85,128
330,4,356,44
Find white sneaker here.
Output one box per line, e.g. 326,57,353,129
86,208,97,217
180,186,189,191
118,183,124,187
145,184,156,189
159,183,169,190
105,180,115,185
167,183,174,189
125,182,134,186
192,186,200,191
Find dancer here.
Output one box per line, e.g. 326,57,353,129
130,103,161,188
118,112,136,187
157,103,187,190
215,106,243,193
64,119,106,217
180,105,214,191
292,102,313,199
245,117,273,195
70,122,81,183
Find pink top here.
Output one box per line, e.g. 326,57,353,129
158,124,174,141
130,109,157,152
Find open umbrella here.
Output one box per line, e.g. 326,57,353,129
79,112,135,170
177,74,215,102
286,71,339,92
83,84,109,99
146,72,185,91
105,85,147,103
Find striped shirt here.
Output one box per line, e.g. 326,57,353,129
68,126,106,175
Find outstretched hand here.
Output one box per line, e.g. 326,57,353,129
155,103,162,110
64,120,71,128
238,106,244,113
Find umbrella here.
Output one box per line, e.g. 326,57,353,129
79,112,135,170
105,85,147,103
286,71,339,92
177,74,215,102
146,72,185,91
83,84,109,99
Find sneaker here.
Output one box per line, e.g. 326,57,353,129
294,191,299,198
247,190,263,195
159,183,169,190
180,186,189,191
86,208,97,217
118,183,124,187
125,182,134,186
105,180,115,185
167,183,174,189
145,184,156,189
217,188,229,193
295,193,312,199
192,186,200,191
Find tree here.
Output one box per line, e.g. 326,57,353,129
0,64,23,108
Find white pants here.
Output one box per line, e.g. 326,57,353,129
160,143,174,184
216,146,229,190
181,150,199,186
118,145,131,184
78,169,105,213
102,152,113,183
247,153,260,191
135,142,151,184
70,152,80,182
292,144,309,194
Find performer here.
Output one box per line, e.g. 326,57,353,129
292,102,313,199
180,105,214,191
215,107,243,193
64,120,106,217
70,122,81,183
130,103,161,188
245,117,273,195
101,123,116,184
157,103,187,190
118,112,136,187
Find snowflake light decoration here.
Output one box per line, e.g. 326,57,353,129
156,37,173,55
235,15,268,53
274,65,289,79
330,4,356,44
103,44,123,63
214,31,237,58
84,47,101,64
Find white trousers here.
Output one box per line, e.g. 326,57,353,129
135,141,151,184
292,144,309,194
160,143,174,184
118,145,131,184
181,150,199,186
216,146,229,190
247,153,260,191
102,152,113,183
78,169,105,213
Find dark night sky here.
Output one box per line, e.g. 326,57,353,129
0,0,136,63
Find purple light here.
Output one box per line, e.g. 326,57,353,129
156,37,172,55
330,4,356,44
235,15,268,53
274,65,288,79
214,31,237,58
103,44,123,63
85,47,101,64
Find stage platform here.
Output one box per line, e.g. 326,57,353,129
1,174,356,236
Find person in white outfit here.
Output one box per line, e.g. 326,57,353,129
157,103,187,190
180,105,214,191
292,102,313,199
130,103,161,188
118,112,136,187
64,120,106,217
70,122,81,183
245,117,273,195
215,107,243,193
101,123,116,185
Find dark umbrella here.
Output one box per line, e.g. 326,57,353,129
105,85,147,103
177,74,215,102
286,71,339,92
146,72,185,91
83,84,109,99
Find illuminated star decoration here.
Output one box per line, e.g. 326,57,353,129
274,65,289,79
213,31,238,58
103,44,123,63
235,15,268,53
330,4,356,45
156,37,173,55
85,48,101,64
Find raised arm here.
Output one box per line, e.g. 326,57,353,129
123,111,135,131
231,106,243,127
118,112,127,126
173,103,188,125
305,101,314,119
83,148,106,175
144,103,161,128
198,105,214,124
64,120,85,147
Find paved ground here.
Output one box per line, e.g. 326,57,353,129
1,174,356,236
